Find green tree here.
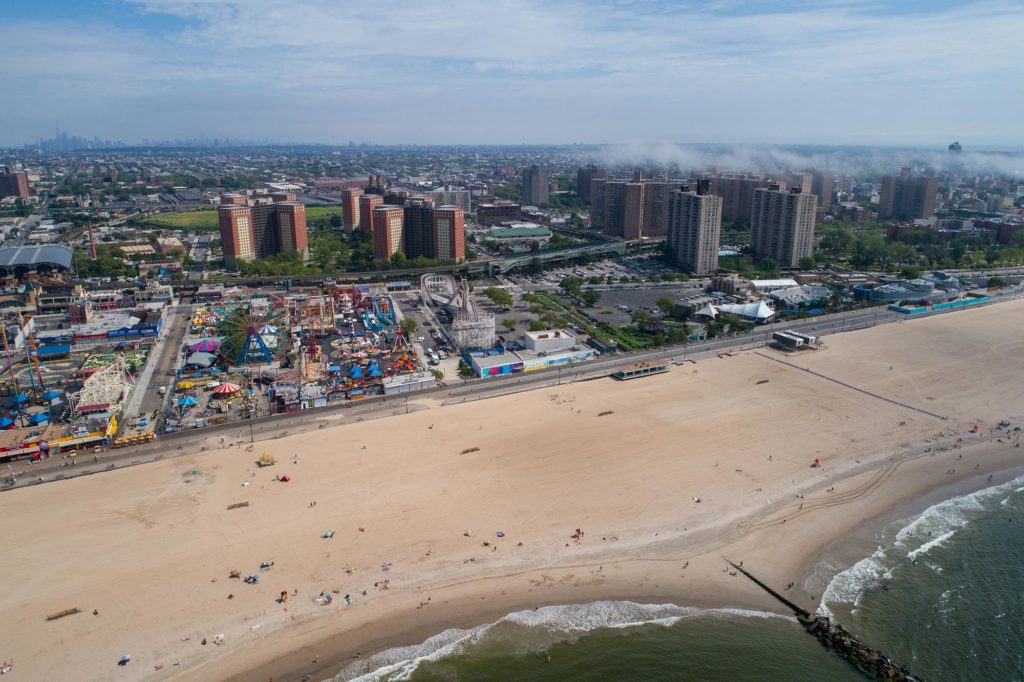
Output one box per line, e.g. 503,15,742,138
399,318,417,337
501,318,517,333
656,297,676,316
528,320,548,331
481,287,514,307
799,255,816,271
581,290,601,307
631,309,652,327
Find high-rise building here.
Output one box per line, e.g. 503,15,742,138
403,199,435,259
219,205,255,270
811,170,834,210
433,206,465,261
358,194,384,232
219,192,308,268
707,176,772,224
0,167,30,199
521,165,549,205
341,188,364,232
591,177,683,239
371,205,405,259
275,202,309,261
430,188,472,213
750,186,818,268
667,185,722,275
576,166,607,203
878,175,938,220
476,201,521,226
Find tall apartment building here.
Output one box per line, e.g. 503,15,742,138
706,176,772,223
749,186,818,268
218,192,308,269
590,176,682,239
667,185,722,275
341,188,364,232
811,170,834,210
0,167,30,199
430,187,471,213
521,165,549,205
576,165,607,203
432,205,465,261
371,205,405,259
358,194,383,232
878,175,938,220
403,200,465,261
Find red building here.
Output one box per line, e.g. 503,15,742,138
433,206,465,261
275,202,309,260
341,188,364,232
371,205,404,259
219,205,255,269
358,193,384,232
0,167,30,199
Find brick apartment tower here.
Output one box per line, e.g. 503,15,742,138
750,186,818,268
342,188,364,233
371,205,405,259
275,202,309,261
358,194,384,232
0,167,30,199
433,206,465,261
521,165,549,205
576,166,607,203
219,205,255,269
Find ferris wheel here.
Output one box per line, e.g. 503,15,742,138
216,294,292,366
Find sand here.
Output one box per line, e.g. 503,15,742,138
1,299,1023,681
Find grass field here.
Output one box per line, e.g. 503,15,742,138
145,205,342,232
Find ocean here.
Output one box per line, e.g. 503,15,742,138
333,475,1024,682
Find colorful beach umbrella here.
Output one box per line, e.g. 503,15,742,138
213,382,241,395
189,338,222,353
178,396,199,407
178,381,194,390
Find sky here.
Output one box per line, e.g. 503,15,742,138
1,0,1022,148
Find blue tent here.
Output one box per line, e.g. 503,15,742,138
41,390,62,401
178,396,199,407
12,394,29,404
367,363,382,378
349,366,364,379
0,417,14,428
28,412,49,425
328,364,341,372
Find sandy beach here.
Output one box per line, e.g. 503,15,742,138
2,298,1023,681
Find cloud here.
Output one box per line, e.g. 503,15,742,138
1,0,1022,145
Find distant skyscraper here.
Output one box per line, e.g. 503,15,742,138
341,188,364,232
372,205,405,259
521,165,549,205
576,166,607,203
667,185,722,275
0,167,30,199
878,175,938,220
358,194,383,232
750,186,818,268
948,141,962,153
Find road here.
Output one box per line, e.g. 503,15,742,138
133,303,193,419
4,287,1020,491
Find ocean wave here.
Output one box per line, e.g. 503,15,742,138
820,474,1024,618
333,601,792,681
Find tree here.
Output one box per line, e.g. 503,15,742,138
631,309,652,327
399,318,417,337
501,318,517,333
988,276,1008,289
529,257,543,274
481,287,514,308
656,297,676,316
900,266,921,280
581,290,601,307
799,255,817,271
528,320,548,331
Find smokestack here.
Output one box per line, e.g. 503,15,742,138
88,222,97,259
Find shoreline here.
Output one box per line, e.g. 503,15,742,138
218,440,1024,682
3,299,1023,682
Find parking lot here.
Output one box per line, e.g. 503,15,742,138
510,254,682,290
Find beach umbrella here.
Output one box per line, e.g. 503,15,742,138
28,412,49,425
349,366,364,379
178,396,199,407
213,382,241,395
12,394,29,404
41,389,62,401
0,417,14,428
178,381,194,390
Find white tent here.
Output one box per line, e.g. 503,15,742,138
717,300,776,322
693,302,719,319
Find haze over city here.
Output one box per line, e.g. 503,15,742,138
3,0,1023,147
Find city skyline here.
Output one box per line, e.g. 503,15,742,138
2,1,1022,148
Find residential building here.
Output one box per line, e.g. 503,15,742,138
750,186,818,268
477,200,522,226
707,176,772,224
219,205,255,269
0,167,30,199
433,205,465,261
358,194,384,232
430,187,471,213
341,188,363,232
666,185,723,275
878,175,938,220
591,175,681,239
275,202,309,261
521,165,549,205
218,192,308,268
576,166,607,203
371,205,404,259
811,170,834,210
403,200,465,261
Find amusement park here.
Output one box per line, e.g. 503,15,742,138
164,285,436,432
